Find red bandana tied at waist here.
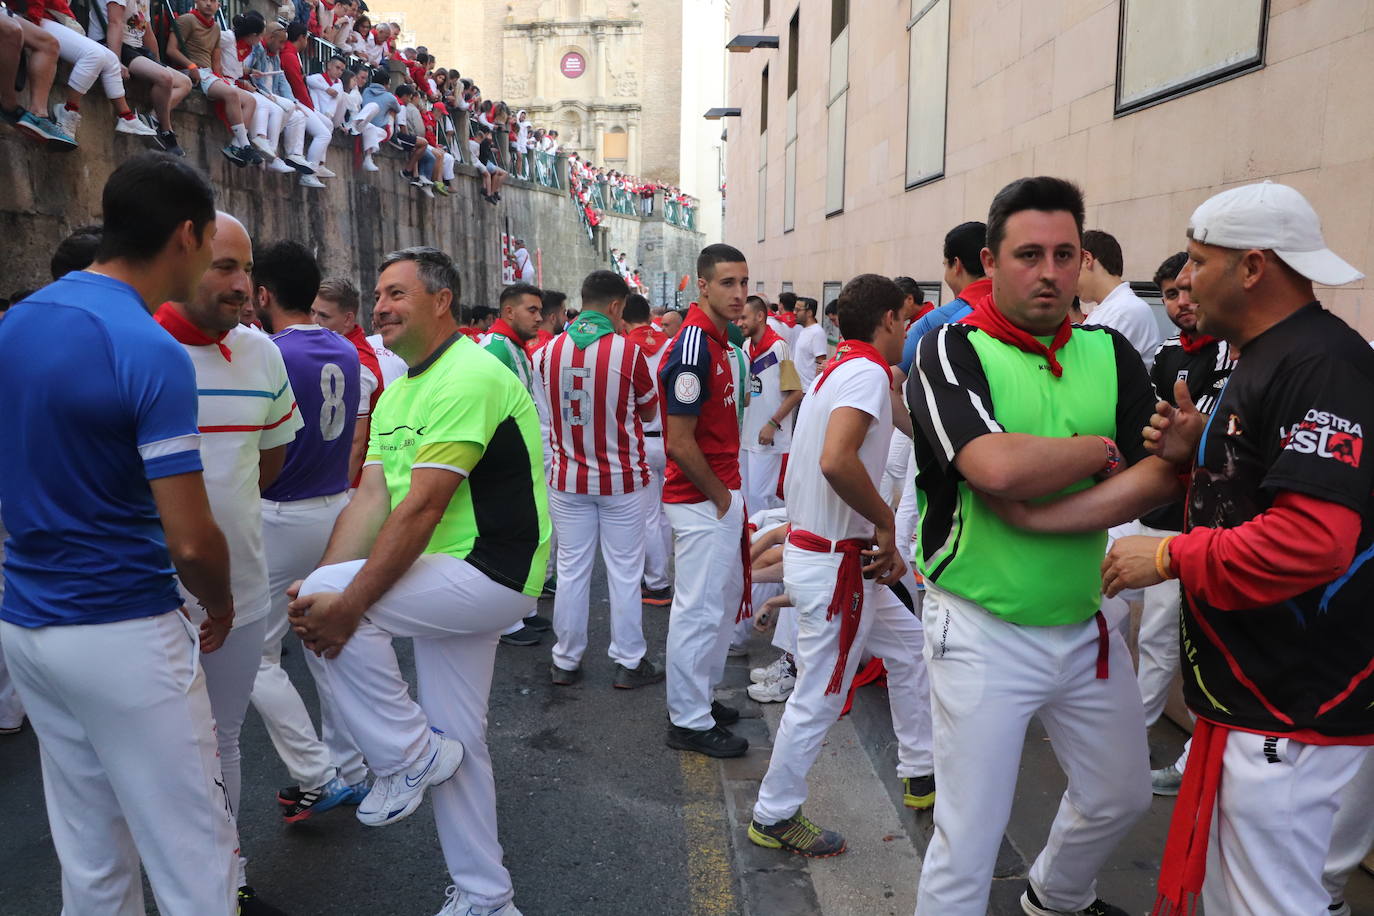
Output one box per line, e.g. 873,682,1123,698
814,339,893,393
960,293,1073,378
748,327,785,363
1152,718,1228,916
787,529,868,695
1178,331,1218,354
155,303,232,361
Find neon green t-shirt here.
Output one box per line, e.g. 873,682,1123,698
367,334,550,597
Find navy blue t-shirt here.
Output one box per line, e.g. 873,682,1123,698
0,272,203,627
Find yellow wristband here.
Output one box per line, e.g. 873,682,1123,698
1155,535,1177,581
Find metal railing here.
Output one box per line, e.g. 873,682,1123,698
532,151,562,189
664,199,696,230
609,186,637,216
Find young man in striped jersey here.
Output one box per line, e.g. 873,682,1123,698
155,212,304,915
660,244,752,759
482,282,553,647
536,270,663,688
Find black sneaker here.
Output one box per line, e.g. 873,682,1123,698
1021,885,1128,916
540,576,557,599
666,723,748,757
902,774,936,810
551,663,580,686
614,658,665,689
748,812,846,857
222,143,250,167
711,700,740,726
240,145,264,165
641,584,672,607
276,784,302,807
499,625,541,647
158,130,185,157
237,886,288,915
523,614,552,632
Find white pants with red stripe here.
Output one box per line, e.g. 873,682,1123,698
753,547,932,825
915,586,1151,916
549,487,648,670
1136,523,1183,726
251,492,366,791
741,448,783,514
641,435,672,591
1202,733,1372,915
299,555,532,909
664,491,745,731
1324,746,1374,907
1,613,238,916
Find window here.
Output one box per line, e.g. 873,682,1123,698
758,65,769,242
1130,281,1179,340
904,0,949,189
762,0,769,24
603,127,627,160
918,282,943,309
780,281,794,295
826,0,849,215
756,281,765,293
783,10,800,233
1116,0,1267,114
760,65,769,134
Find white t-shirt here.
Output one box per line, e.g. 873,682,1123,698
176,325,303,628
1084,281,1162,371
742,336,801,454
366,333,409,386
87,0,149,48
793,323,829,392
785,358,893,542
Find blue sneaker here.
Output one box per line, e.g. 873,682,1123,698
342,779,369,805
17,110,77,150
281,775,352,823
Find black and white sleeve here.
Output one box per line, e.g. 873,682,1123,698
905,325,1004,471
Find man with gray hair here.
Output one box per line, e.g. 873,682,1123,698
289,247,550,916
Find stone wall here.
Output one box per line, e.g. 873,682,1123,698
0,92,702,316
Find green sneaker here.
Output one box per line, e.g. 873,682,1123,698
747,812,846,857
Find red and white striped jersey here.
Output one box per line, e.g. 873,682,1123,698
535,330,657,495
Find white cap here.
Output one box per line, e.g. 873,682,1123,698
1187,181,1364,286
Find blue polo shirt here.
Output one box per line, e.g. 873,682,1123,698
0,272,203,628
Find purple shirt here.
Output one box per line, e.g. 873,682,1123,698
263,325,361,501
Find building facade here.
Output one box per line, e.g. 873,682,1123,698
384,0,729,242
723,0,1374,332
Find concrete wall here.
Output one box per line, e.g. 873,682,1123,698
0,94,702,315
724,0,1374,333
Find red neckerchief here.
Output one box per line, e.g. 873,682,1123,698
958,276,994,307
155,302,232,361
1178,330,1218,354
779,312,797,328
625,324,668,357
814,339,893,393
960,292,1073,378
324,74,337,86
457,325,482,342
190,7,216,28
488,318,522,342
235,38,254,62
748,326,784,363
681,304,729,349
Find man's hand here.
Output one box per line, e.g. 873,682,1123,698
861,525,907,587
758,424,776,448
188,604,234,653
1102,535,1166,597
288,591,363,659
714,493,732,520
1144,379,1207,467
285,578,305,602
753,593,792,633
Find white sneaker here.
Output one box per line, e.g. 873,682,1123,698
346,120,362,136
267,158,295,174
54,106,81,139
115,115,158,137
435,886,523,916
750,654,790,685
285,153,315,173
357,729,464,827
1151,763,1183,796
418,183,434,198
747,670,796,703
300,173,326,189
313,162,337,178
416,174,433,187
362,152,379,172
251,136,278,160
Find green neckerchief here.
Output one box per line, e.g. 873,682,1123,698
567,309,616,349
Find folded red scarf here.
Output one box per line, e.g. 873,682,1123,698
155,303,232,361
748,326,784,363
1178,331,1218,354
960,293,1072,378
814,339,892,392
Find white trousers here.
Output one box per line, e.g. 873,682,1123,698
754,553,932,824
1324,747,1374,904
664,492,745,731
915,587,1151,915
1203,734,1372,915
250,493,365,790
2,614,237,916
251,95,282,144
199,615,268,829
269,94,329,163
0,629,23,729
740,448,783,514
41,20,125,99
771,601,798,655
300,554,532,908
641,436,672,590
549,487,648,670
362,120,386,155
1136,523,1183,726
